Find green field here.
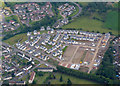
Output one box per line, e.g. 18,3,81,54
3,33,27,45
50,73,98,84
62,15,118,35
104,11,118,31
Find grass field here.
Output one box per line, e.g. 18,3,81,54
3,33,27,45
50,73,99,84
103,11,118,31
62,16,118,35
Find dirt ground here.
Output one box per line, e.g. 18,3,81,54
63,45,96,65
72,47,84,64
63,45,77,62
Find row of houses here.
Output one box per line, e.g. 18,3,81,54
53,33,60,42
70,35,96,42
57,30,102,37
102,33,110,47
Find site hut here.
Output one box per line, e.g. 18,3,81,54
37,68,53,72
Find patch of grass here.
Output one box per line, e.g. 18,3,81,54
50,72,99,84
62,16,118,35
3,33,27,45
78,2,89,7
38,64,48,68
5,15,19,23
81,50,87,62
47,59,59,66
63,46,68,52
103,11,118,31
34,73,49,84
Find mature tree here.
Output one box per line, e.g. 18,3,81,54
60,75,63,82
67,78,72,85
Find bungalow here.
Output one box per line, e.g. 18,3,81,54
29,71,36,84
37,68,53,72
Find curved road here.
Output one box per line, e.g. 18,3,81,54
72,2,82,19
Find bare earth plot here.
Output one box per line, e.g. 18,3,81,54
72,47,84,64
63,45,77,62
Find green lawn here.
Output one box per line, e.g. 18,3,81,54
62,16,118,35
50,73,99,84
3,33,27,45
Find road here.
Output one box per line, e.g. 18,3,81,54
72,2,82,19
87,36,104,73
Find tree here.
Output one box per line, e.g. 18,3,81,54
67,78,72,85
60,75,63,82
